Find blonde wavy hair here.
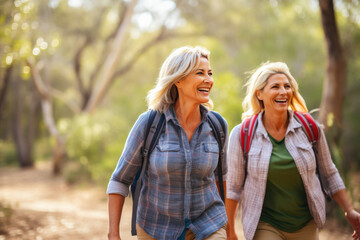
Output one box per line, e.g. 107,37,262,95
242,62,307,120
146,46,213,113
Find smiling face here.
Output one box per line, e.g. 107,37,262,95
175,57,213,106
256,73,293,114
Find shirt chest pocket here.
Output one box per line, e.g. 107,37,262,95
158,143,180,152
247,146,263,177
297,143,316,171
203,143,219,153
194,143,219,176
150,143,182,174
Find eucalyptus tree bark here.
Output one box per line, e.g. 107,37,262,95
84,0,138,114
28,58,66,174
78,0,176,113
318,0,346,144
27,0,177,174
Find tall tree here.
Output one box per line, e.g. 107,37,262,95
0,0,42,167
0,65,12,119
28,0,182,174
318,0,346,145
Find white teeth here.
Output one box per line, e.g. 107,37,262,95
275,99,287,103
198,88,209,92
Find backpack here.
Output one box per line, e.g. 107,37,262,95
130,110,226,236
240,111,331,201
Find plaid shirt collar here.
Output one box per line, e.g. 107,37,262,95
254,110,303,139
164,104,209,124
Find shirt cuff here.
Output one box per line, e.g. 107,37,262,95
106,180,130,197
328,173,346,195
226,190,242,202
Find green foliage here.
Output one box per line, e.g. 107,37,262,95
1,0,360,189
341,11,360,170
211,71,244,131
0,141,17,167
62,107,142,186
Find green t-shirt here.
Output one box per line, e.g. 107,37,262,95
260,134,312,232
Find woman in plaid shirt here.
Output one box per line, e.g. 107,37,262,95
107,46,228,240
226,62,360,240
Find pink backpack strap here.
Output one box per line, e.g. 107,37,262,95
293,111,319,144
293,111,330,200
240,114,259,182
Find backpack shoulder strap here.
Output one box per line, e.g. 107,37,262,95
240,114,259,157
293,111,330,201
240,114,259,183
293,111,319,144
131,110,165,236
143,110,166,157
207,111,226,150
207,111,226,202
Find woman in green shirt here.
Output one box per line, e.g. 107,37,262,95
226,62,360,240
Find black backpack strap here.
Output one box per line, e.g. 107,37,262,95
207,111,226,202
131,110,165,235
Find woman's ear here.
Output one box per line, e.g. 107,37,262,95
256,90,262,100
175,80,181,88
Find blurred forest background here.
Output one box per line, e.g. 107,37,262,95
1,0,360,238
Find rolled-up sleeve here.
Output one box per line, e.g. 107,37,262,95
317,127,346,195
106,112,148,197
226,124,244,202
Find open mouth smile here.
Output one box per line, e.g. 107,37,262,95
198,87,210,93
274,99,287,103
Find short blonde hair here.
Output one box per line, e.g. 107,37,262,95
147,46,213,113
242,62,307,120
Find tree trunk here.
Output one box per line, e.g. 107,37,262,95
28,58,66,174
84,0,138,113
11,76,34,167
40,100,66,175
0,65,12,119
318,0,346,144
53,137,66,175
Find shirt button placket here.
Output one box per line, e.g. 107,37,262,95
183,137,192,220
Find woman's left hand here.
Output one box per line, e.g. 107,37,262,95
345,209,360,240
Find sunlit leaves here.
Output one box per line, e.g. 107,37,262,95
5,55,13,65
0,0,62,74
133,0,178,32
327,112,335,128
22,65,31,79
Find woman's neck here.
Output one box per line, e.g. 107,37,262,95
174,101,201,125
262,110,289,140
174,101,202,142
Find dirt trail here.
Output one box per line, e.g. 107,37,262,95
0,162,352,240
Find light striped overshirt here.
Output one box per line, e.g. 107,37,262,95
226,110,345,240
107,105,228,240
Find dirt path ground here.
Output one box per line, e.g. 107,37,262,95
0,162,353,240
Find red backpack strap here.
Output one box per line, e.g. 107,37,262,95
241,114,259,156
293,111,330,201
240,114,259,183
293,111,319,144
